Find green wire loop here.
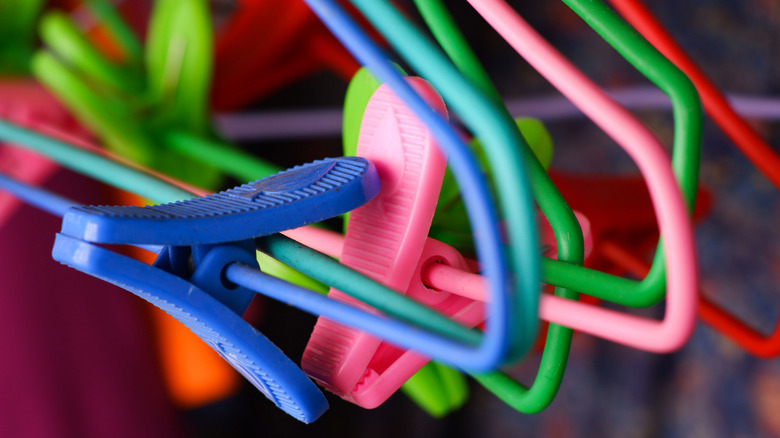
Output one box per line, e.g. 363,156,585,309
414,0,583,413
412,0,503,105
541,0,703,307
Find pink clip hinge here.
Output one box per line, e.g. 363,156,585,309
301,78,484,408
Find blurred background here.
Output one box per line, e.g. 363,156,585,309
1,0,780,437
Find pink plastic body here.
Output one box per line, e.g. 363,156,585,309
301,79,484,408
0,79,87,227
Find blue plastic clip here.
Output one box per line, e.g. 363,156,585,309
52,157,380,423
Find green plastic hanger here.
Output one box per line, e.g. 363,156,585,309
32,0,279,188
538,0,702,307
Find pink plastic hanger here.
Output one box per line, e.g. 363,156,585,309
447,0,697,352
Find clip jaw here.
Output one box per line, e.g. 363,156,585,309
303,79,485,408
52,157,380,422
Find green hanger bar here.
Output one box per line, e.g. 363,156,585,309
541,0,702,307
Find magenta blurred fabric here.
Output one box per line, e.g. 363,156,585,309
0,168,184,438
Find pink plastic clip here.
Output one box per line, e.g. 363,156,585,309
0,79,86,227
301,78,484,408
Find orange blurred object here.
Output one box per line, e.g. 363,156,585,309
114,191,241,408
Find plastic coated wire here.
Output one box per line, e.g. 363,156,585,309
0,120,495,368
0,120,193,202
465,0,697,351
413,0,582,412
0,172,164,253
412,0,503,105
609,0,780,189
225,261,481,360
532,0,702,308
609,0,780,358
0,171,75,217
306,0,540,366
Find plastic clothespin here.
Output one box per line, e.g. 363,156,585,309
52,156,381,422
341,66,470,417
303,78,484,409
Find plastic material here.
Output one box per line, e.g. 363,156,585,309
305,0,540,371
50,157,385,422
304,79,484,408
52,234,328,423
60,157,380,245
0,79,84,227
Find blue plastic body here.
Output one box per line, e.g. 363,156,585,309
52,234,328,423
61,157,380,245
51,157,382,422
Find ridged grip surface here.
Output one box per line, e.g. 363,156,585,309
60,157,379,245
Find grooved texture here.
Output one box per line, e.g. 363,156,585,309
303,79,446,396
72,158,370,220
77,269,311,422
